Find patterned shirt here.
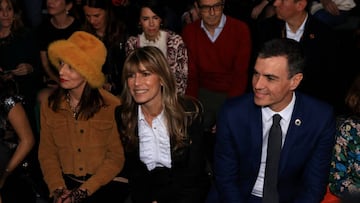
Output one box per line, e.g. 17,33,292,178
126,30,188,95
329,116,360,196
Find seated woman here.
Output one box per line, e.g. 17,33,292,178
125,0,188,95
329,73,360,201
115,46,210,203
0,70,35,202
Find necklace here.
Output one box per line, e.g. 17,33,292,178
66,93,79,118
50,17,73,29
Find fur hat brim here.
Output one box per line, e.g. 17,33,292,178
48,32,106,88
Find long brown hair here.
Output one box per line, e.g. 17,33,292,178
81,0,127,47
1,0,24,33
48,84,106,120
119,46,187,151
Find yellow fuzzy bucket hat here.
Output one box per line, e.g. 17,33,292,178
48,31,106,88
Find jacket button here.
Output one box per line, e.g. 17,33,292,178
80,129,84,133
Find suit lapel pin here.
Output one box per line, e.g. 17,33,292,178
295,119,301,126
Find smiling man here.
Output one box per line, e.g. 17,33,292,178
212,38,336,203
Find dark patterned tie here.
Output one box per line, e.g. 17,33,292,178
263,114,282,203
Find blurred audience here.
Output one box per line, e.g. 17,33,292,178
182,0,252,132
310,0,357,27
0,0,43,134
256,0,340,113
38,0,81,84
82,0,128,96
126,0,188,95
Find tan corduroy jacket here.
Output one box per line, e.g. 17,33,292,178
38,89,124,196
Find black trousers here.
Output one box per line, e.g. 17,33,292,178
48,174,129,203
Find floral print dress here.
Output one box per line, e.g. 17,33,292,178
329,116,360,196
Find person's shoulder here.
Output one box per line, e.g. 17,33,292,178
180,95,202,112
166,30,181,38
0,94,23,115
225,15,251,35
71,18,82,29
226,15,248,26
182,19,201,33
223,93,255,110
165,30,185,43
126,35,138,44
100,89,121,106
306,14,334,33
179,95,203,123
336,114,360,125
296,92,334,112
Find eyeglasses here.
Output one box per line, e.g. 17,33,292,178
198,2,224,13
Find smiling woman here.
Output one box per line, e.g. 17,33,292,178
115,46,210,203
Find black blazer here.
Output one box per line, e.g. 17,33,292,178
115,96,210,203
214,92,336,202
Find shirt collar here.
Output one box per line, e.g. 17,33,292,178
285,13,308,34
262,92,296,123
200,13,226,31
138,105,165,122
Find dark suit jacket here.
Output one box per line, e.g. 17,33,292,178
115,97,210,203
214,92,336,203
255,15,339,108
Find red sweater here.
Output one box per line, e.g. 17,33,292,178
182,16,251,98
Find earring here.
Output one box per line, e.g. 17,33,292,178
66,10,69,15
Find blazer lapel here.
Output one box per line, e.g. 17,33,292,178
279,94,305,173
250,107,264,171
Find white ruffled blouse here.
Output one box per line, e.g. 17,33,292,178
138,106,172,171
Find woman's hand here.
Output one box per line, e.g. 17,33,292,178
60,188,88,203
12,63,33,76
320,0,340,15
251,0,269,19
